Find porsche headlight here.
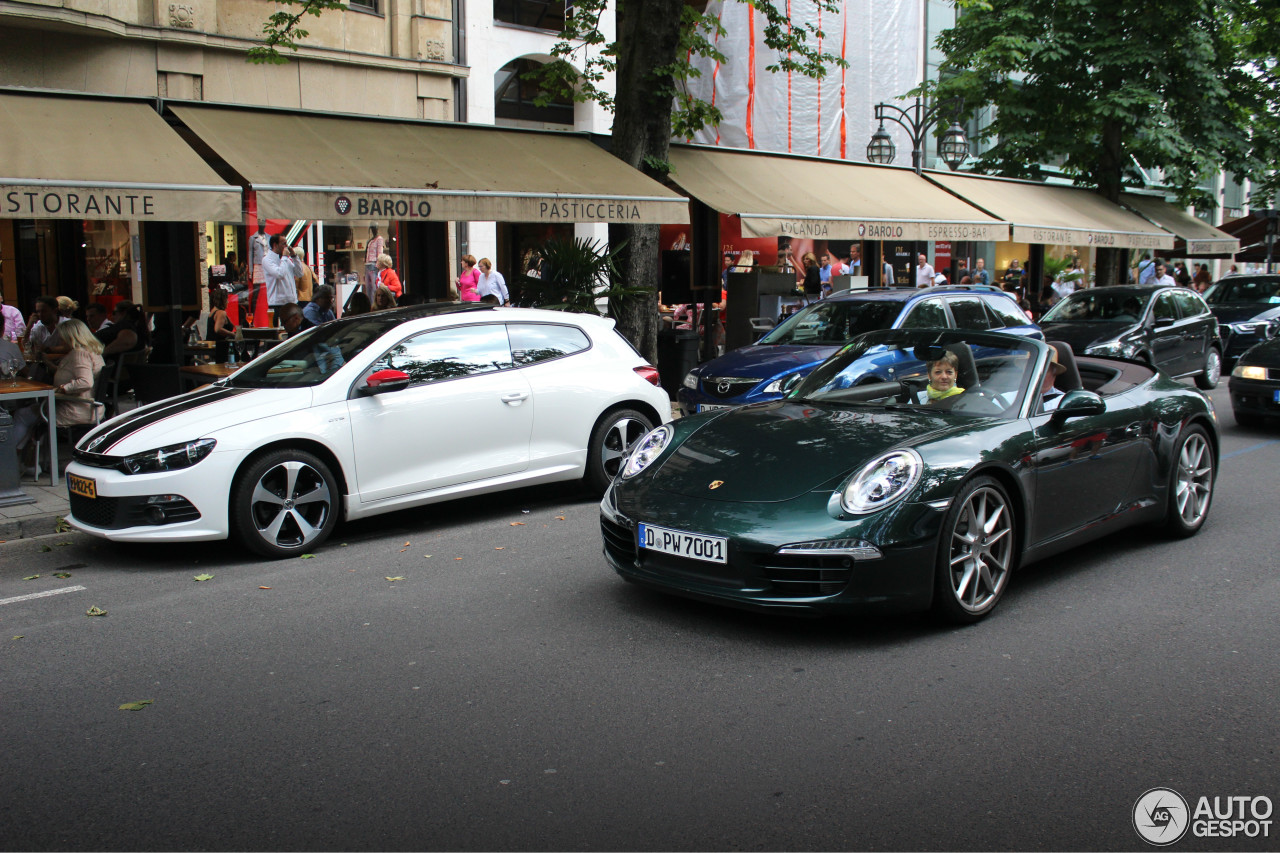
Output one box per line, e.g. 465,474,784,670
840,449,923,514
1232,364,1267,380
622,426,674,479
682,371,698,390
120,439,217,475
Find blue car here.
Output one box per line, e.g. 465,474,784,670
678,286,1042,415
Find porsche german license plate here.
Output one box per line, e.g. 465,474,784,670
638,523,727,564
697,404,730,413
67,473,97,499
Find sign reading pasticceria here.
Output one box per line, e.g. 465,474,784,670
254,189,687,225
0,184,241,223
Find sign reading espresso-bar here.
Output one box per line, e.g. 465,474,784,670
256,190,687,225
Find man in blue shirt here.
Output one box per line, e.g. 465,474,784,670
972,258,991,286
301,285,336,330
1136,253,1155,284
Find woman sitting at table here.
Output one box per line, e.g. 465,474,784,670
207,288,237,363
373,284,399,311
10,319,103,476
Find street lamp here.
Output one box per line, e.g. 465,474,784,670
867,97,969,174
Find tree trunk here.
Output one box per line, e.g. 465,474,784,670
1093,120,1126,286
607,0,686,363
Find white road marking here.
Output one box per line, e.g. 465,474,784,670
0,585,87,606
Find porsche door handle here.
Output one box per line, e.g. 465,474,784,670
500,391,530,405
1124,423,1143,437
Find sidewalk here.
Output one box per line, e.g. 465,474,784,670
0,477,71,541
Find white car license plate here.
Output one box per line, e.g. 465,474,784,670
697,404,730,413
638,523,727,564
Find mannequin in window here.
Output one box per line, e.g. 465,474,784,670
364,225,385,296
249,223,269,323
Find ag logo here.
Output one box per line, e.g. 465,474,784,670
334,196,352,215
1134,788,1190,846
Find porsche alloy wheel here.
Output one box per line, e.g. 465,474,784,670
232,449,338,558
1163,426,1214,537
586,408,654,494
935,477,1016,623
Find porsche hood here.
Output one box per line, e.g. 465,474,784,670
651,401,953,502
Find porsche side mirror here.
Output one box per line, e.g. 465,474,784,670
781,373,805,395
1050,390,1105,425
359,368,412,395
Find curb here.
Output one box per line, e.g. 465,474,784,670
0,511,70,543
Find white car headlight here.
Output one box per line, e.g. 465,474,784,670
682,371,698,390
121,438,217,475
622,425,674,479
1232,364,1267,380
840,449,923,514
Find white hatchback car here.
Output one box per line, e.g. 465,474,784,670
65,304,671,557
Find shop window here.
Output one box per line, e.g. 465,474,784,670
495,59,575,126
494,0,566,30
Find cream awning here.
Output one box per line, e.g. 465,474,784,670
171,106,688,225
0,92,240,222
1120,194,1239,256
926,172,1174,251
666,145,1009,242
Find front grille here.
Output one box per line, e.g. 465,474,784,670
702,377,763,400
70,493,119,528
601,516,637,563
754,552,854,598
69,493,201,530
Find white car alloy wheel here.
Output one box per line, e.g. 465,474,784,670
232,449,339,557
586,408,655,494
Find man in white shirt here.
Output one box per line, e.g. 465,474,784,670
476,258,510,305
915,253,935,288
263,233,304,312
1151,262,1177,288
882,259,896,288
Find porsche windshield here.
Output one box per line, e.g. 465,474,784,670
793,330,1039,418
1041,290,1151,323
758,299,905,346
229,316,400,388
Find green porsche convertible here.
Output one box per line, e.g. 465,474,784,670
601,328,1219,623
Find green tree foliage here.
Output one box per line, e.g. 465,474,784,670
922,0,1280,207
247,0,347,64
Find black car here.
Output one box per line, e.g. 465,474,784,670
1202,274,1280,363
1040,285,1223,389
1228,336,1280,426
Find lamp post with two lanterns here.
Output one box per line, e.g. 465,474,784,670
866,96,970,173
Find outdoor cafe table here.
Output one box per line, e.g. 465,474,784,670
179,363,240,389
0,378,57,486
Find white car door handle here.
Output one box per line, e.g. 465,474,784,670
501,391,530,405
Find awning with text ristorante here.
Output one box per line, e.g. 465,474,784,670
1120,194,1239,257
925,172,1175,251
665,144,1010,242
170,105,689,225
0,92,240,222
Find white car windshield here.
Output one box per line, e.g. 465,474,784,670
229,315,401,388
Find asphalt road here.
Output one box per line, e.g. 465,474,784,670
2,383,1277,851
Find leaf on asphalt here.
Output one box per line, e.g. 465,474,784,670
423,555,432,558
399,548,409,553
54,517,71,533
85,606,107,617
385,576,406,581
455,557,463,561
300,554,317,559
56,541,72,547
556,516,566,521
495,547,505,550
193,574,214,582
259,586,272,590
510,522,525,526
12,636,23,640
53,572,72,579
39,545,52,552
118,700,153,711
23,575,39,581
404,541,411,547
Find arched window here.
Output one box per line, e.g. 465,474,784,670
494,59,574,126
493,0,566,30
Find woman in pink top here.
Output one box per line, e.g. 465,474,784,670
457,254,480,302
